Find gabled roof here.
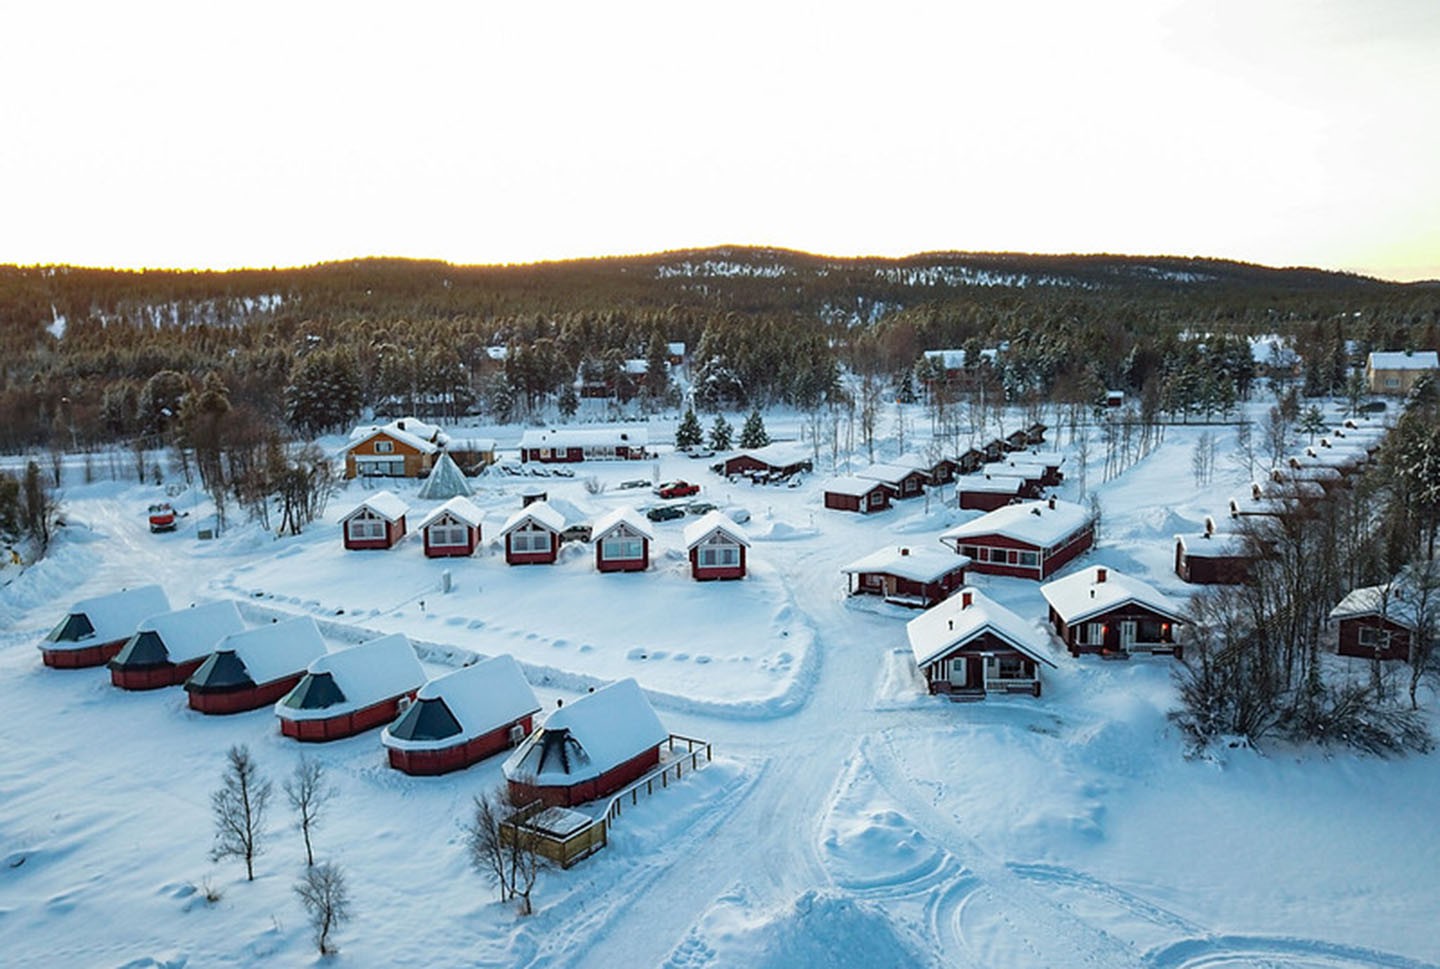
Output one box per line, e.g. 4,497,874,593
416,452,474,500
115,600,247,666
1368,350,1439,371
856,463,924,487
1329,565,1436,627
342,490,409,523
986,459,1048,478
418,495,485,530
518,426,649,449
346,418,443,455
1175,531,1250,557
906,588,1057,669
382,654,541,751
201,616,328,687
498,500,566,537
1041,566,1188,627
1020,450,1065,467
683,510,750,549
502,678,667,787
591,506,655,543
940,499,1091,550
954,473,1026,494
729,442,811,468
278,633,426,720
51,585,170,646
823,475,891,498
841,546,972,583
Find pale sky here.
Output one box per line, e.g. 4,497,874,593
4,1,1437,280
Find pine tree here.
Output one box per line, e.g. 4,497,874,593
708,414,733,451
675,408,703,450
558,383,578,419
739,408,770,449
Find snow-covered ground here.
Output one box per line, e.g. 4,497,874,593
1,406,1437,968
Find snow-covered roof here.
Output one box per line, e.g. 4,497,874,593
894,452,950,473
418,495,485,530
855,463,923,487
823,475,890,498
841,546,972,584
666,341,686,357
922,349,966,369
683,510,750,549
346,418,442,455
591,506,655,543
342,490,409,523
382,654,541,752
954,473,1026,494
940,499,1091,550
1175,531,1249,557
416,453,474,500
498,500,566,538
1330,580,1424,627
987,459,1048,478
502,678,668,788
1041,566,1187,627
1368,350,1439,371
519,426,649,449
212,616,328,686
731,442,811,468
49,585,170,649
128,600,247,665
623,358,648,375
278,633,427,721
906,588,1056,669
1020,450,1065,467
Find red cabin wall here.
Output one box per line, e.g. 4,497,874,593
958,491,1018,512
1042,526,1094,578
280,691,417,742
387,715,534,776
187,673,304,715
1336,617,1412,661
424,524,479,558
824,492,863,512
110,656,206,691
596,541,649,573
505,532,560,565
508,745,661,807
689,545,747,581
42,638,127,669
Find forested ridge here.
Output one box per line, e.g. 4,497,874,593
1,247,1437,451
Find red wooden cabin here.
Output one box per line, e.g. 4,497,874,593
954,472,1038,511
40,585,170,669
683,511,750,581
340,491,409,550
418,496,484,558
719,443,813,480
591,507,654,573
277,633,427,742
940,497,1094,580
383,655,541,775
498,501,566,565
1329,576,1423,661
1174,523,1254,585
822,476,894,513
109,599,246,690
1041,566,1187,658
184,616,328,715
840,546,971,609
856,463,928,499
519,426,648,462
503,678,668,807
907,588,1057,698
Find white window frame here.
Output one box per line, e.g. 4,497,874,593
429,521,469,547
347,513,386,542
374,440,395,454
512,527,552,554
699,544,740,568
601,536,644,560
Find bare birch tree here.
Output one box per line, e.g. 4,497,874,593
210,745,272,881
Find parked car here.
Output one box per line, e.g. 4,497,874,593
618,479,652,490
645,504,687,522
686,501,717,516
561,523,592,543
653,480,701,499
723,506,751,524
147,502,177,533
684,448,716,459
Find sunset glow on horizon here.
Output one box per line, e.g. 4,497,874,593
4,1,1438,281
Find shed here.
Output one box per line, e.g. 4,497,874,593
591,507,655,573
341,490,409,550
277,633,427,741
907,588,1057,698
1174,526,1254,585
382,654,541,775
184,616,328,715
498,501,566,565
41,585,171,669
1329,575,1425,661
1040,566,1187,657
503,678,668,807
109,599,246,690
418,496,485,558
840,546,971,608
954,472,1037,511
822,475,894,514
939,497,1094,580
683,511,750,581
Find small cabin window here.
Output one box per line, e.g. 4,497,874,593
374,440,395,454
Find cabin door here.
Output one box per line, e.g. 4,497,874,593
949,657,981,690
1119,621,1137,652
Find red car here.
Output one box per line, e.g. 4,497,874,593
653,480,700,500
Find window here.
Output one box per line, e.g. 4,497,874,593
863,573,883,588
512,528,552,553
358,459,404,477
347,515,386,541
430,523,468,547
1385,376,1401,388
602,537,644,560
1358,625,1391,650
995,655,1027,679
374,440,394,454
1078,622,1105,646
1017,550,1039,568
867,492,884,509
699,545,739,568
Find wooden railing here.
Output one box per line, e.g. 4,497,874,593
602,733,713,825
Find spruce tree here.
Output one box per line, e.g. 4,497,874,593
708,414,733,452
675,408,703,450
739,408,770,449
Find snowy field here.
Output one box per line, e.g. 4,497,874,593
1,406,1437,969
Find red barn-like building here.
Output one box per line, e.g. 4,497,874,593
1174,523,1255,585
1329,575,1424,661
591,507,654,573
498,501,566,566
1041,566,1188,658
109,600,246,690
277,633,427,742
40,585,170,669
907,588,1057,698
340,491,409,551
954,472,1039,511
519,426,648,463
382,655,541,776
855,463,928,499
939,498,1094,580
822,475,894,514
418,496,484,558
683,511,750,581
184,616,328,715
503,678,668,807
840,546,971,609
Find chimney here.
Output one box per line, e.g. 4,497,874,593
1047,495,1056,510
397,420,406,430
556,698,563,708
961,590,973,609
1096,567,1107,583
1204,515,1216,537
900,547,910,556
948,618,954,630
